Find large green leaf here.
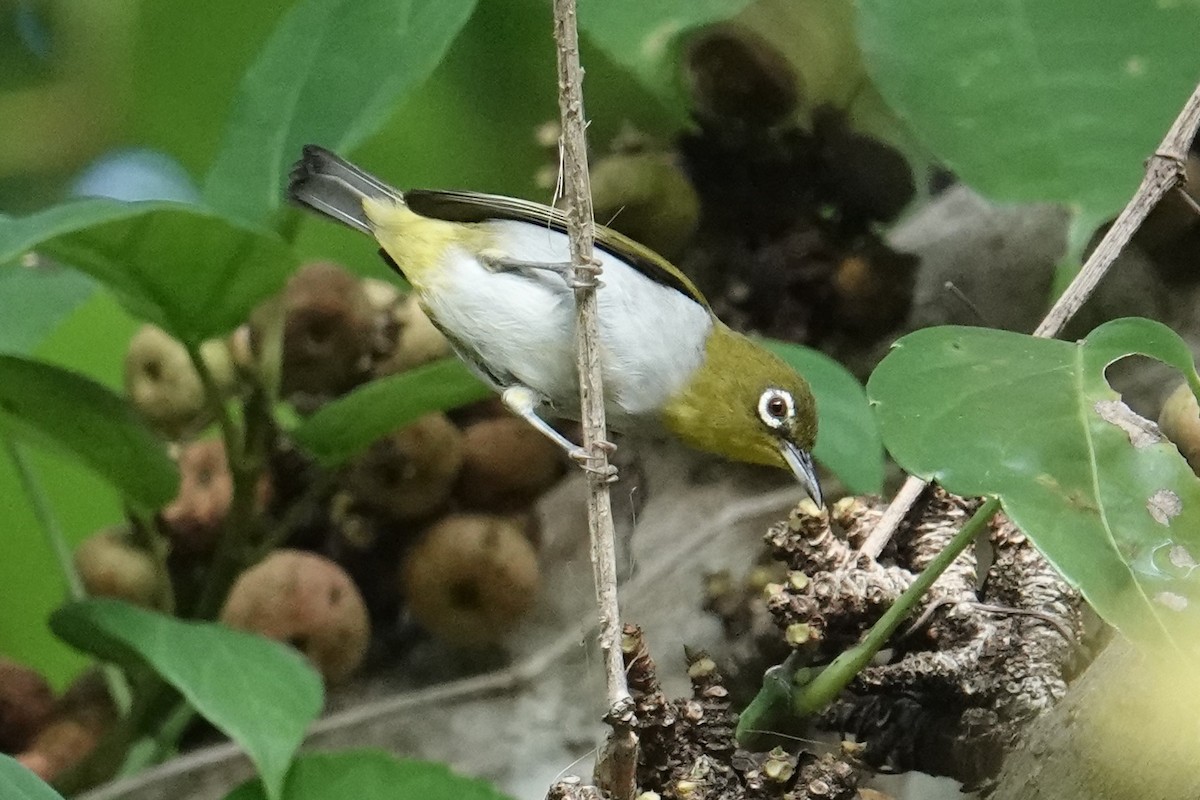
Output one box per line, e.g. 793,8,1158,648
857,0,1200,229
0,755,66,800
578,0,754,110
0,356,177,512
204,0,478,225
0,201,149,258
223,750,515,800
0,265,94,355
868,319,1200,658
0,200,296,343
761,339,883,494
51,599,323,800
292,358,489,466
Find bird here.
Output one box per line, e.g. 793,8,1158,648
287,144,822,506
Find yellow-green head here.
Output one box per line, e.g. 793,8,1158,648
661,323,821,505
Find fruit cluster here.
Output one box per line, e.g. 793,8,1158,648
569,24,920,361
26,262,568,780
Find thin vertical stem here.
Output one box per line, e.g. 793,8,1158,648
551,1,637,797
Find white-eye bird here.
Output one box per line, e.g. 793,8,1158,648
287,145,822,505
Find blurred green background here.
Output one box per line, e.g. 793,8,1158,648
0,0,676,688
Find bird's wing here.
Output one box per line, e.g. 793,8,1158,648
404,189,710,309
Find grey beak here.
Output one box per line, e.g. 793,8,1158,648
780,441,823,508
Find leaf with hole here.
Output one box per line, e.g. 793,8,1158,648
223,750,515,800
761,339,883,494
0,755,67,800
51,599,323,800
204,0,478,225
857,0,1200,238
292,358,489,466
0,200,295,343
0,355,178,512
868,318,1200,658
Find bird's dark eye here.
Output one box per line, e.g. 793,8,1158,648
758,389,794,428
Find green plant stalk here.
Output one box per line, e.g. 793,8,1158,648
4,435,134,715
184,342,273,620
115,699,195,777
791,496,1002,717
5,435,85,601
126,508,176,614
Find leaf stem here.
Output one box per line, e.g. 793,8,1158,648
3,436,135,715
5,435,84,600
792,496,1001,716
183,344,270,620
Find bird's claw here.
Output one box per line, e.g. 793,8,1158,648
570,257,605,291
569,444,619,483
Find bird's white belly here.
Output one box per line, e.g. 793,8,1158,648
420,220,712,427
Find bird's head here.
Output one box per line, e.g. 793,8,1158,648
662,324,822,506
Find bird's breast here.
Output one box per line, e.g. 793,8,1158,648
419,219,713,426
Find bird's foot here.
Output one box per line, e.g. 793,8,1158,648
569,256,604,290
569,442,619,483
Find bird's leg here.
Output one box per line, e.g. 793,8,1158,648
479,248,573,275
479,249,604,290
501,386,618,482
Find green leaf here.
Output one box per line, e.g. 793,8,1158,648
51,599,323,800
0,200,296,343
578,0,755,110
204,0,478,225
223,750,515,800
0,265,94,355
857,0,1200,223
0,356,177,512
292,358,489,466
0,201,150,259
868,319,1200,657
761,339,883,494
0,754,67,800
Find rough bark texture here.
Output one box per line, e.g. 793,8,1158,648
712,490,1086,789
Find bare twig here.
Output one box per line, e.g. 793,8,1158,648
860,472,926,558
550,1,637,798
861,80,1200,559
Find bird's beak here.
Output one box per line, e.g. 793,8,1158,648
780,441,823,508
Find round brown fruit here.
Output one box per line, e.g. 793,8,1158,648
16,670,117,782
74,527,170,610
374,293,452,376
277,262,375,397
0,659,54,754
161,438,271,556
402,513,540,646
221,550,370,683
455,415,564,512
343,413,464,521
684,24,799,129
124,324,235,438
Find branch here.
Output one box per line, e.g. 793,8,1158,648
860,80,1200,559
550,2,637,799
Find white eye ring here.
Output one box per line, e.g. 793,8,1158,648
758,388,794,429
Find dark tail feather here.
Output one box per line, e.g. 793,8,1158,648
286,145,403,235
